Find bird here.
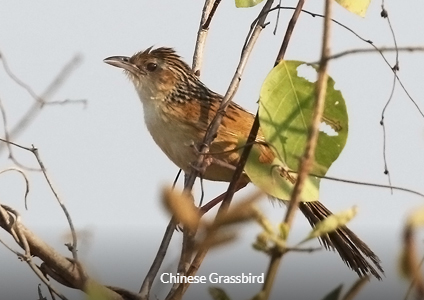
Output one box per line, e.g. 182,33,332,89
103,47,383,279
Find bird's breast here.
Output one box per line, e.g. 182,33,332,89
141,100,240,182
142,101,203,173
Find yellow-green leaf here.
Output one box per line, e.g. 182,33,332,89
235,0,264,8
305,206,358,241
335,0,371,17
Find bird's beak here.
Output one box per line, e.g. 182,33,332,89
103,56,140,74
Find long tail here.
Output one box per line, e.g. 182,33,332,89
298,201,384,280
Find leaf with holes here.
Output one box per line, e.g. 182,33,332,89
258,60,348,180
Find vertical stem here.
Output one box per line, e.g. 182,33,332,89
261,1,333,299
192,0,221,74
283,0,332,231
275,0,305,65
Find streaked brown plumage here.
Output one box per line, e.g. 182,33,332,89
104,47,383,279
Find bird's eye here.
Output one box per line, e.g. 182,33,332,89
146,63,158,72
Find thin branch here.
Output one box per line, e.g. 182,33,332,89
0,98,39,171
0,204,125,300
0,167,30,209
0,53,83,154
300,172,424,199
139,218,176,298
379,3,399,191
322,46,424,62
192,0,222,75
275,0,305,65
0,138,79,266
30,145,79,262
0,51,43,104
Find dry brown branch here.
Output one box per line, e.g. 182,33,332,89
0,204,69,299
0,203,127,300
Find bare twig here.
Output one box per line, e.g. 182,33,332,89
0,204,126,300
322,46,424,62
298,172,424,199
379,3,399,191
139,218,176,298
0,138,79,269
275,0,305,65
0,51,43,104
0,97,40,171
30,146,78,262
192,0,222,75
0,53,83,154
0,167,30,209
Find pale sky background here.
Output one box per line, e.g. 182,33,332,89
0,1,424,299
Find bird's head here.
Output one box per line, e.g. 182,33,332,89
104,47,193,102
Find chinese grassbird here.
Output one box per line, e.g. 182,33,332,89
104,47,383,279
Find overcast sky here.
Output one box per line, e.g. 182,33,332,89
0,1,424,299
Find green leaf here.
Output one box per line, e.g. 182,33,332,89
209,287,232,300
321,284,343,300
258,60,348,178
243,139,320,201
235,0,264,8
335,0,371,17
304,206,358,242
